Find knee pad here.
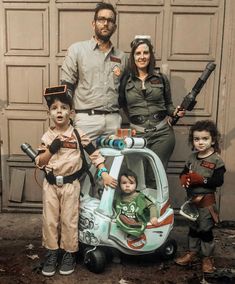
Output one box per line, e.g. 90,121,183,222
200,230,214,242
188,228,200,238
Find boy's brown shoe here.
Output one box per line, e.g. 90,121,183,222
202,257,215,273
175,251,198,266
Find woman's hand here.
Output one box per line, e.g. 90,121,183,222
168,106,186,126
173,106,186,118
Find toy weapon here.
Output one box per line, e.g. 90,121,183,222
171,62,216,125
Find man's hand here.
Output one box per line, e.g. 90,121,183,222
48,138,62,154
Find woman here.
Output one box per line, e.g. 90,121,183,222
119,36,184,186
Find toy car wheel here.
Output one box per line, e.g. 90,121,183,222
159,239,177,260
84,248,106,273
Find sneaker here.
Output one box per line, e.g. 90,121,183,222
42,249,58,276
175,251,198,266
179,200,199,221
59,252,76,275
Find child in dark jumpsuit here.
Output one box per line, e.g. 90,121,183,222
175,120,226,273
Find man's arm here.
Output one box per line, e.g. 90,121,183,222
60,44,79,97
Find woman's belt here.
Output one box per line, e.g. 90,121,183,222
130,111,167,125
130,117,168,133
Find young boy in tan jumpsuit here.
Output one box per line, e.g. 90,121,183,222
35,86,117,276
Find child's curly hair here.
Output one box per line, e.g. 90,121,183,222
188,120,221,153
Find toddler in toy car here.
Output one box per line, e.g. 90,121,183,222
114,168,158,237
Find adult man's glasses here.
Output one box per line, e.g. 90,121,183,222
96,17,115,25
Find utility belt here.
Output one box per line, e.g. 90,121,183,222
75,109,119,115
191,193,219,223
130,117,168,134
45,168,84,187
130,111,167,125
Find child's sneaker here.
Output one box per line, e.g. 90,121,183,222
179,200,199,221
59,252,76,275
42,249,58,276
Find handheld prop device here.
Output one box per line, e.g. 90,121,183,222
171,62,216,125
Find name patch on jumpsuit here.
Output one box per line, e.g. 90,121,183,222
200,161,216,169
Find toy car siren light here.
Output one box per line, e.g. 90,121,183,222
96,137,125,150
124,137,147,149
116,128,136,138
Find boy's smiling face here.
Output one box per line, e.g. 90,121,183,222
49,99,73,129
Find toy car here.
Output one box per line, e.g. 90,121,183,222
79,136,177,273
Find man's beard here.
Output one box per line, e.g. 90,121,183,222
97,34,111,42
95,27,112,42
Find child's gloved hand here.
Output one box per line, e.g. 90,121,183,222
102,172,118,189
188,172,204,186
49,138,62,154
150,217,158,226
180,174,190,188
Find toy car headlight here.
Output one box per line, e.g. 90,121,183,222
124,137,147,149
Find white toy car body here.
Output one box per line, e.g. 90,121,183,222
79,137,177,273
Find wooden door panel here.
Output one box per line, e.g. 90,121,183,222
168,8,219,61
5,5,49,56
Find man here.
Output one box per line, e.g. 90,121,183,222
61,3,128,141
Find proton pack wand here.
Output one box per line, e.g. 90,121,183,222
171,62,216,125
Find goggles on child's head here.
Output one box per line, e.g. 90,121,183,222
43,85,72,108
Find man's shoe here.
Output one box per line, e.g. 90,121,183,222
175,251,198,266
202,257,215,273
42,249,58,276
59,252,76,275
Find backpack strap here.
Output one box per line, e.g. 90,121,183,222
73,128,95,191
